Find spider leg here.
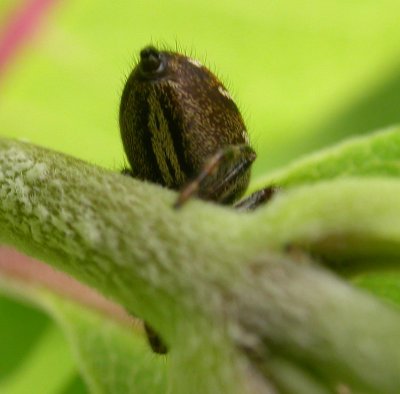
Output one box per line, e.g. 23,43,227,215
234,186,279,211
206,157,254,203
174,144,256,208
144,322,168,354
124,165,169,354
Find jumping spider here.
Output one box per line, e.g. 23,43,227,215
119,46,276,353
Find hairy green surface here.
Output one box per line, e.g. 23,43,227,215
1,135,400,393
251,125,400,190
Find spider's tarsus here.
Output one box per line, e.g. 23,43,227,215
234,186,279,211
174,182,199,209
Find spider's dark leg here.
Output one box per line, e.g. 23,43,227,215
174,144,256,208
144,322,168,354
234,186,279,211
123,168,168,354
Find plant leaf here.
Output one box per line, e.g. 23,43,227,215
0,274,167,394
250,125,400,191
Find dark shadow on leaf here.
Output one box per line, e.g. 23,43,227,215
61,374,89,394
254,65,400,175
0,296,50,379
308,64,400,150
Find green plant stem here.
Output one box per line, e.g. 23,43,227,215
1,137,400,393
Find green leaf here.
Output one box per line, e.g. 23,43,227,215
0,275,166,394
354,272,400,308
248,124,400,309
0,295,50,383
250,178,400,265
250,125,400,191
47,297,167,394
0,298,80,394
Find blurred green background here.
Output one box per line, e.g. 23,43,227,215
2,0,400,175
1,0,400,392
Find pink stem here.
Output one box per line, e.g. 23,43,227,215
0,246,136,326
0,0,56,78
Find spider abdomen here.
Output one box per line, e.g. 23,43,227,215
119,46,253,202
